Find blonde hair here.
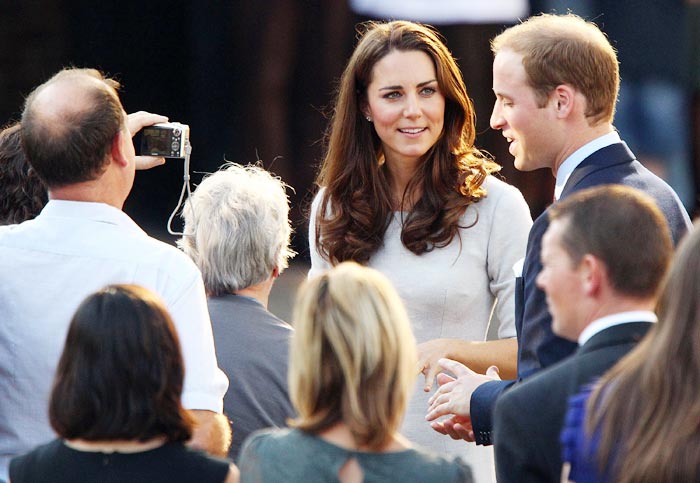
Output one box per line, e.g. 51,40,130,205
288,262,417,449
491,13,619,125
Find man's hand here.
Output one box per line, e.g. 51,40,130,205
425,358,500,440
431,414,475,442
127,111,169,170
187,409,232,457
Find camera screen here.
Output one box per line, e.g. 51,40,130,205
142,128,171,155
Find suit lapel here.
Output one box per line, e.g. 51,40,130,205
560,142,636,199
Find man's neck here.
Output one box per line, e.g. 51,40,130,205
49,181,125,210
575,295,656,341
577,304,657,347
589,298,656,322
234,277,274,309
551,122,614,177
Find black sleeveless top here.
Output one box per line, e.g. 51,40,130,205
10,439,230,483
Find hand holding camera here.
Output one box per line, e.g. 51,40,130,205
129,112,191,169
127,111,194,235
128,111,169,170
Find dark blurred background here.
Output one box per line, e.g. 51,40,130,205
2,1,698,261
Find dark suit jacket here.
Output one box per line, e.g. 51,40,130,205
492,321,653,483
470,142,691,445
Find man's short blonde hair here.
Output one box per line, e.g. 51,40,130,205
491,13,619,125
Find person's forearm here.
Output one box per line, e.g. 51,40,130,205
445,338,517,379
187,410,232,457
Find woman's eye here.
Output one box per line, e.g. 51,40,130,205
383,91,401,100
420,87,436,96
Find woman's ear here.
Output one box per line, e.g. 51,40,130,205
360,102,372,121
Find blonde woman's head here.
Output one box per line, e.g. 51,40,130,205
288,262,416,449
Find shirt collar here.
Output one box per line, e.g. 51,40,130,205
39,200,145,235
554,131,621,200
578,310,657,346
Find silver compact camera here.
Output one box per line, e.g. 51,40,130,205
139,122,189,158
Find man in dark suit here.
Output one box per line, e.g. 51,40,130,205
492,185,673,482
424,13,691,446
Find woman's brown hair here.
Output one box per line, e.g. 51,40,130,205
49,284,194,442
314,20,500,264
0,122,47,224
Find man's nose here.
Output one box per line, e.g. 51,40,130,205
490,100,504,130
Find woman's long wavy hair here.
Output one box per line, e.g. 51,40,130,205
586,224,700,482
314,20,500,264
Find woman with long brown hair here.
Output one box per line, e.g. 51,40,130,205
308,20,531,479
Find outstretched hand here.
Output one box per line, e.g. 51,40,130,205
417,338,453,393
127,111,169,170
425,358,500,441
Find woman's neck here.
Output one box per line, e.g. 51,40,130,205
318,422,410,453
64,436,166,453
385,159,421,210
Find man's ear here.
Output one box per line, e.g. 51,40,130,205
552,84,576,119
579,254,605,296
110,130,129,168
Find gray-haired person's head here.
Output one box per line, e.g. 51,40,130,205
179,163,295,295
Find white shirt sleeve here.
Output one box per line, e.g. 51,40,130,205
167,265,229,413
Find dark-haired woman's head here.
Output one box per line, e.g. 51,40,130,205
0,122,47,225
49,284,193,442
315,21,499,264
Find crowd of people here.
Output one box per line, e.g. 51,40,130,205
0,11,696,483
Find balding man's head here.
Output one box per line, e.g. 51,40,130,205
21,68,126,188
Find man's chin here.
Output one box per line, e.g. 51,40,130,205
513,157,537,172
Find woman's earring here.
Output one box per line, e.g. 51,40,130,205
365,116,371,122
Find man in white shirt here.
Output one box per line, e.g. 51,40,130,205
0,68,229,482
435,185,674,482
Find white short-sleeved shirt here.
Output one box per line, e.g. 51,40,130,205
309,176,532,483
0,200,228,481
